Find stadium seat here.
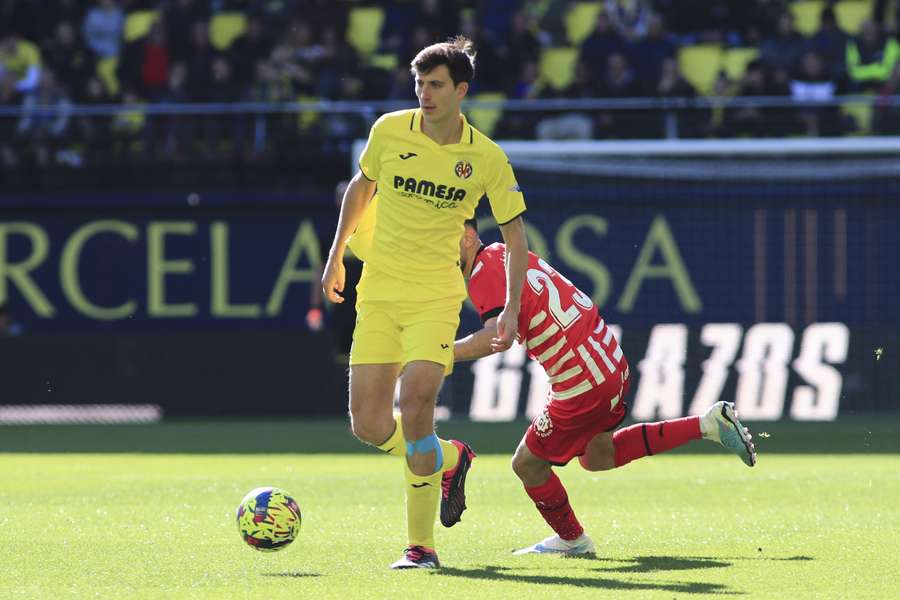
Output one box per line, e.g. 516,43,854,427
209,12,247,51
96,56,120,95
678,45,722,95
722,47,760,81
791,1,824,35
565,2,603,45
123,10,158,42
842,99,873,134
369,53,398,71
835,0,874,35
466,92,505,137
347,6,385,55
297,96,321,132
539,47,579,91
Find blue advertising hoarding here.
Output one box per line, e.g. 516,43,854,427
0,186,897,419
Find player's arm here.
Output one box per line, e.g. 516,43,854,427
322,171,376,303
493,217,528,352
454,317,499,362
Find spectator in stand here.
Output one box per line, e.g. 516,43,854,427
164,0,210,63
630,13,677,86
315,24,360,99
496,59,541,138
509,58,542,100
602,52,644,97
656,56,696,98
45,22,95,103
581,12,627,82
244,59,295,159
74,76,115,164
536,60,602,140
386,65,417,101
459,18,504,93
759,11,807,75
82,0,124,59
229,14,273,86
874,61,900,134
530,0,570,46
790,50,846,136
271,19,322,98
118,20,170,101
874,0,900,36
502,10,542,71
202,57,242,158
599,52,650,137
605,0,654,41
652,0,757,44
147,62,189,161
186,21,218,102
416,0,462,43
810,7,849,81
720,59,792,138
0,30,42,95
0,75,20,167
39,0,87,49
847,19,900,91
17,69,73,165
655,56,708,138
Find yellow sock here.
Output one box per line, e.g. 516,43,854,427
404,463,442,549
439,439,459,473
375,415,406,458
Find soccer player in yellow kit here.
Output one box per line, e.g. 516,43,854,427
321,36,529,569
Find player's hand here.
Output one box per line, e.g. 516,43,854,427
321,256,346,303
491,307,519,352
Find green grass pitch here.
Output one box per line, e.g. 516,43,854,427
2,418,898,600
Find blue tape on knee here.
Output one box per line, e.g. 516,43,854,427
405,433,444,472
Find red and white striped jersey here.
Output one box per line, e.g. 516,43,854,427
467,243,627,400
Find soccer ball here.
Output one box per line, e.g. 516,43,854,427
236,487,302,552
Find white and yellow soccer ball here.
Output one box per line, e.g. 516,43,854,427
236,487,302,551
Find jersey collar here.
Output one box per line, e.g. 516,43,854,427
410,109,474,145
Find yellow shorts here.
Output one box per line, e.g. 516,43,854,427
350,266,464,375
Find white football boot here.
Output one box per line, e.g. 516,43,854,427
512,533,595,556
701,401,757,467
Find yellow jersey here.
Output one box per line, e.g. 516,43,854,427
350,108,526,300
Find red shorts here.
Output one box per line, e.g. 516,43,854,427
525,369,630,466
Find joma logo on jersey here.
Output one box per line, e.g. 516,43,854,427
393,176,467,202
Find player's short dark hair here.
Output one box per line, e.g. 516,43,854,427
464,217,478,232
411,35,476,87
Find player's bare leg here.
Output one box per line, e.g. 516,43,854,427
390,360,446,569
578,431,616,472
510,439,595,556
348,363,402,449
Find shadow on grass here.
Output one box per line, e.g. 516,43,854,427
261,571,322,578
436,565,740,595
593,554,813,573
594,555,732,573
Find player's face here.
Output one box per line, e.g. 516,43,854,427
415,65,467,123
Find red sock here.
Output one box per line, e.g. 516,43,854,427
613,416,701,467
524,471,583,541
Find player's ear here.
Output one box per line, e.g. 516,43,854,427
456,81,469,100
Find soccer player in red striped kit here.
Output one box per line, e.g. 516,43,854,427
454,219,757,554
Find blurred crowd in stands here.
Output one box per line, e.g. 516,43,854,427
2,0,900,169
